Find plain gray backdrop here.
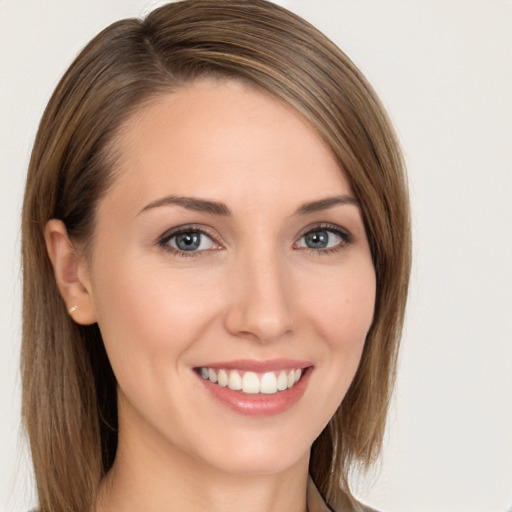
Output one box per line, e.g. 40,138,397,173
1,1,511,511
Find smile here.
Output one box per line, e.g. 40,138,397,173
195,359,313,416
199,367,303,395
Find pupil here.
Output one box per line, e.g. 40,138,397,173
306,231,328,249
176,232,200,251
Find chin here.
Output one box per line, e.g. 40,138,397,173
186,425,313,477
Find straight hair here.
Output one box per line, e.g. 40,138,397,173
21,1,411,510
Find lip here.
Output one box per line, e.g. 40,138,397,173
195,358,312,373
194,360,313,417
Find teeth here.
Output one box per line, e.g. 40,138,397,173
218,369,228,387
199,367,304,394
228,370,242,391
287,370,295,388
260,372,277,394
277,371,288,391
208,368,218,383
242,372,260,394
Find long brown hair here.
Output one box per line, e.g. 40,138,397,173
21,1,411,510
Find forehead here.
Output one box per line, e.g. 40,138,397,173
107,78,352,212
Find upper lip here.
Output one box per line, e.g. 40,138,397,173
195,359,313,372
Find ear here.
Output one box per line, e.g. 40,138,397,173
44,219,97,325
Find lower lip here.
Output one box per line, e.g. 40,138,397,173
197,368,312,417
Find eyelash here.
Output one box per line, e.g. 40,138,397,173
157,223,353,258
157,224,219,258
295,223,353,256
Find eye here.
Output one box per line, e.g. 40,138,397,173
161,228,217,253
295,226,350,252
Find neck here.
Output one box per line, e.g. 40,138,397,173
94,420,310,512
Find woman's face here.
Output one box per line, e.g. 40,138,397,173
83,79,376,476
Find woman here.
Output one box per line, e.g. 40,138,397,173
21,1,411,511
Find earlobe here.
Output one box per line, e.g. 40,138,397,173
44,219,97,325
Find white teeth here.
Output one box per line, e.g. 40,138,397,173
208,368,218,383
260,372,278,394
199,367,304,394
287,370,295,388
228,370,242,391
277,370,288,391
218,369,228,387
242,372,260,394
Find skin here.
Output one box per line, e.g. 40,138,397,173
45,79,376,512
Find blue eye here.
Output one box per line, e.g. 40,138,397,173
296,227,349,251
165,230,216,252
304,230,332,249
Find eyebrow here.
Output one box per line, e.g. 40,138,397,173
138,195,231,216
295,195,359,215
138,194,358,217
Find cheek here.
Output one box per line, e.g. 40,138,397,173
305,262,376,350
300,261,376,413
89,254,220,384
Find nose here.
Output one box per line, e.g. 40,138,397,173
223,249,295,343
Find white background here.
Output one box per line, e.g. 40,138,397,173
1,1,511,511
